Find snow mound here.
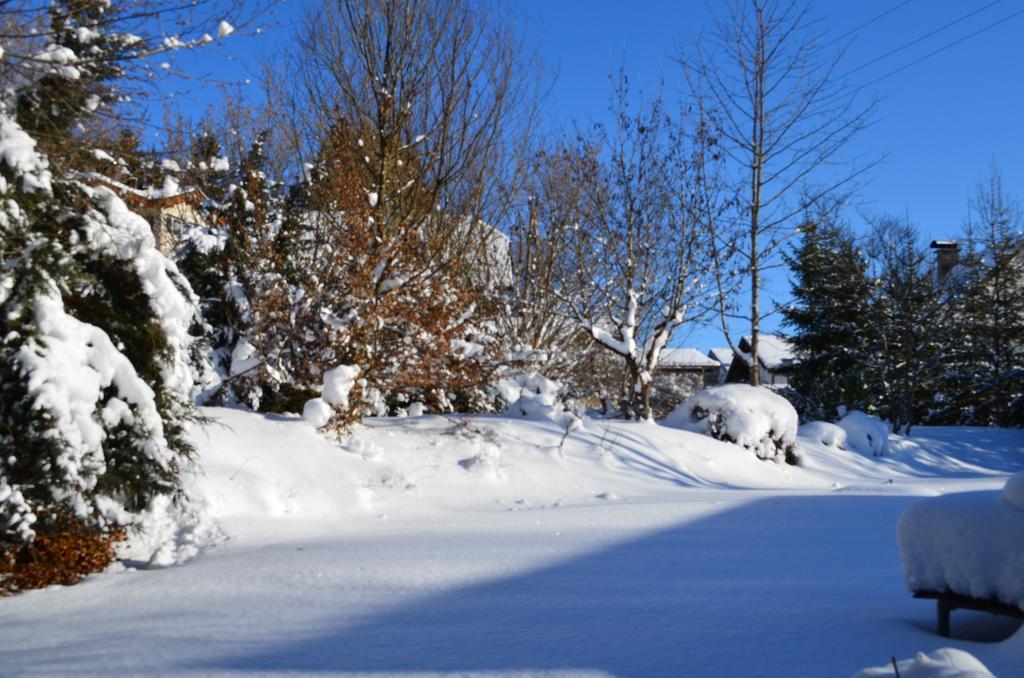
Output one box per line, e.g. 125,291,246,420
898,486,1024,606
188,410,369,523
1003,471,1024,510
663,384,800,464
838,410,889,457
799,421,847,449
117,494,223,568
855,648,993,677
302,397,332,428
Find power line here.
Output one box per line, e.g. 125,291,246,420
861,6,1024,88
843,0,1003,78
830,0,915,45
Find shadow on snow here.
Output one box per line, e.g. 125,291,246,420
190,494,982,677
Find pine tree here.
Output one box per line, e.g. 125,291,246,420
782,213,872,420
934,170,1024,426
864,217,941,434
1,0,200,587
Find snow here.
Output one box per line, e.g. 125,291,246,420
657,347,719,368
2,408,1023,675
1003,471,1024,509
840,410,891,457
0,114,52,194
32,44,80,80
707,346,734,366
86,186,198,395
664,384,800,462
210,156,230,172
799,420,848,449
740,334,796,369
12,289,175,528
898,474,1024,607
302,398,333,428
855,648,994,677
321,364,360,410
229,338,260,377
493,372,580,432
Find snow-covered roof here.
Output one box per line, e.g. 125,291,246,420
658,348,720,369
708,347,733,366
739,335,796,370
83,172,203,204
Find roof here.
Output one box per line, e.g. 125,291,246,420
739,335,796,371
658,347,720,369
84,172,205,207
708,347,733,366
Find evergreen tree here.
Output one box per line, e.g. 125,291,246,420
864,217,941,434
0,1,201,587
933,170,1024,426
782,212,872,420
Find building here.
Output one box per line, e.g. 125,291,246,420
651,347,723,416
724,334,796,386
88,174,209,254
707,347,734,385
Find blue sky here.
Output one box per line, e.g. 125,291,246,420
512,0,1024,350
156,0,1024,352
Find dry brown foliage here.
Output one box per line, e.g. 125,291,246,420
1,513,124,596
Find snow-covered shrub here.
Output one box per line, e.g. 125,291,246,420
798,421,847,449
494,371,565,417
492,371,582,433
303,365,361,430
837,410,889,457
664,384,800,465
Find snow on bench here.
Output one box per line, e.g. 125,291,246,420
897,472,1024,636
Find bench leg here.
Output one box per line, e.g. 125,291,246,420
937,599,951,637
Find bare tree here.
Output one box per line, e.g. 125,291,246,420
554,77,719,420
682,0,876,384
499,142,621,408
277,0,539,296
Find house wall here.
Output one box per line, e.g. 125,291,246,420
651,368,708,417
760,366,789,386
147,202,207,254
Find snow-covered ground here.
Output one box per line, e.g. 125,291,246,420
1,407,1022,676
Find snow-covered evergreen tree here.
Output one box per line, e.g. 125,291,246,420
0,0,202,586
782,214,872,420
933,170,1024,426
864,216,941,434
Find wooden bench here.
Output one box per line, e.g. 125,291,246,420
914,589,1024,637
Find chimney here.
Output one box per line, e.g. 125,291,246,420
930,240,959,284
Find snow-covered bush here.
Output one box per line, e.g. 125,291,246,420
664,384,800,465
303,365,361,430
837,410,889,457
494,371,565,417
492,371,582,433
798,421,847,449
897,473,1024,608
